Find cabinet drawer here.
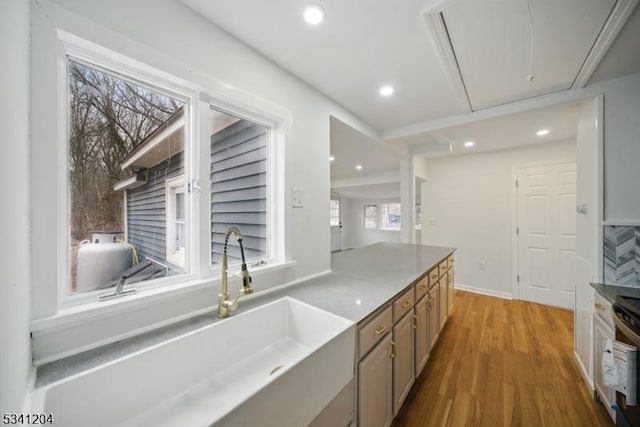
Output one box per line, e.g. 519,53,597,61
415,276,429,301
594,292,613,328
359,306,393,357
393,287,415,322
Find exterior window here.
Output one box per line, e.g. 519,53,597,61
166,176,186,268
364,205,378,229
210,106,270,266
380,203,402,230
330,199,340,226
68,59,187,294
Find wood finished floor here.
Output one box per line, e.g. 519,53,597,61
393,291,613,427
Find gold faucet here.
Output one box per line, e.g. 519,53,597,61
218,226,254,318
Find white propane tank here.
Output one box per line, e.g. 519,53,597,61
76,232,133,292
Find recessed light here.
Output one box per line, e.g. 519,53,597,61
303,4,325,25
536,129,549,136
355,164,363,170
329,156,335,162
464,141,475,148
379,86,394,97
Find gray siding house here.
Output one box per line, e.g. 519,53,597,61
115,108,268,273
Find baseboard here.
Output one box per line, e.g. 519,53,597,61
574,350,595,392
455,283,513,300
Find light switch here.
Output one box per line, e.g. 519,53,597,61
291,187,303,208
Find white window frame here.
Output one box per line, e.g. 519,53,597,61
166,175,186,268
364,204,378,229
58,38,199,308
203,101,283,273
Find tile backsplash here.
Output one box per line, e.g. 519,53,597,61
604,225,640,287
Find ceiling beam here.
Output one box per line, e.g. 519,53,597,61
572,0,640,89
382,83,601,141
423,10,473,114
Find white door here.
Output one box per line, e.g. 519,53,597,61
330,198,342,252
516,162,576,309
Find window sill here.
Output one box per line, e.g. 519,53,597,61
31,260,296,335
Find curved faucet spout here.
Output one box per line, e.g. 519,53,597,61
218,226,254,318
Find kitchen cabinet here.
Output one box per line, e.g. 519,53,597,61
392,312,415,414
358,334,393,427
356,254,454,427
414,295,429,377
593,294,616,422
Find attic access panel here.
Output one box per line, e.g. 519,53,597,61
432,0,616,110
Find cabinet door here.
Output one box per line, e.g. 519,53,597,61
593,314,616,422
427,287,439,351
358,334,393,427
393,312,415,415
414,295,429,377
447,269,454,315
439,279,447,329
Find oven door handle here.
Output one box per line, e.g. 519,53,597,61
614,304,640,348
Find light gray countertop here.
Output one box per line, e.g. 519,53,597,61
590,282,640,303
35,243,454,387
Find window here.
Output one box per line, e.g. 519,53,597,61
60,38,284,307
330,199,340,226
68,59,187,294
380,203,402,230
364,205,378,229
415,203,422,230
209,107,269,266
166,176,186,268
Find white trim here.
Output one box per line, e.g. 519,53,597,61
574,350,595,392
572,0,640,89
422,11,472,113
595,95,604,283
455,283,513,300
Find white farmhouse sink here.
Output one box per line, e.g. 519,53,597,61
29,297,355,427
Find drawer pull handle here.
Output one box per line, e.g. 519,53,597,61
420,284,428,290
594,303,605,311
390,340,396,359
402,300,412,308
374,325,387,335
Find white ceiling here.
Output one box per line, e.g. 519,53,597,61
330,117,401,181
392,102,578,158
439,0,615,110
181,0,638,133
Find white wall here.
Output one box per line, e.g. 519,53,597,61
346,198,402,249
0,0,32,412
421,140,576,297
29,0,380,361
